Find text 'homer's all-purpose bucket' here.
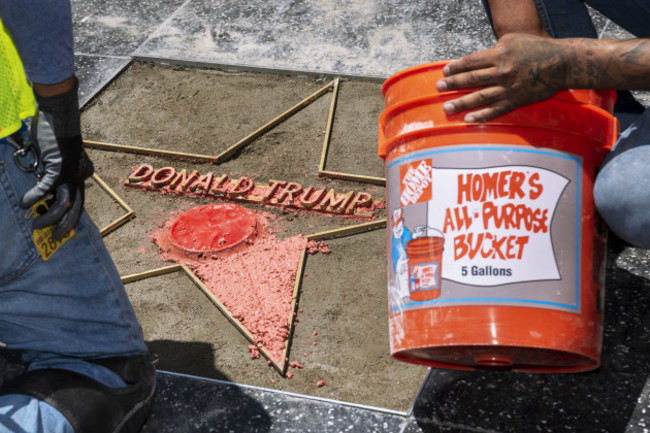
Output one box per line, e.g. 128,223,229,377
379,61,618,373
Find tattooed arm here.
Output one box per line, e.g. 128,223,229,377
436,35,650,122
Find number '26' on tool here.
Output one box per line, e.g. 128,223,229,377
31,200,74,261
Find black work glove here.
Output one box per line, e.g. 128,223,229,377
19,80,94,241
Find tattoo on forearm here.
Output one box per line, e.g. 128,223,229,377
575,38,650,90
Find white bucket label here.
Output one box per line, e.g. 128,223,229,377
432,165,567,286
387,144,582,314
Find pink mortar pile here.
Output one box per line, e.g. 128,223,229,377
151,203,308,362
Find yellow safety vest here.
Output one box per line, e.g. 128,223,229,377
0,18,36,140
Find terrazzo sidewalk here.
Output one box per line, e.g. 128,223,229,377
7,1,650,432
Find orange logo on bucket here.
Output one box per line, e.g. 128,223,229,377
400,159,432,206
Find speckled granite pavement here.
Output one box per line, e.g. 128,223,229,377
4,1,650,432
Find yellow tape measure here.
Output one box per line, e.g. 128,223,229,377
31,200,74,261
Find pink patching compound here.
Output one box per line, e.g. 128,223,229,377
152,205,307,362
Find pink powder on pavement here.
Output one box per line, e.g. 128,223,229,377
306,240,331,255
151,209,307,362
192,233,307,361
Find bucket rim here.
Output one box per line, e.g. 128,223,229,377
391,345,600,373
382,60,453,97
378,123,614,160
378,95,618,158
381,91,614,122
382,61,617,111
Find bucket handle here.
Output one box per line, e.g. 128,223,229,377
378,120,387,158
412,225,445,240
606,115,620,150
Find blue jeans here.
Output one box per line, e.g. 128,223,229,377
594,113,650,248
0,2,148,429
482,0,650,39
0,143,146,358
0,141,148,432
534,0,650,39
483,0,650,248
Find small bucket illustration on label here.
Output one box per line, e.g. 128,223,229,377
406,228,444,301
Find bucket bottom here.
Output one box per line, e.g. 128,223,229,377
392,345,599,373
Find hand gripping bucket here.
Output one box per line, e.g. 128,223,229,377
379,61,618,373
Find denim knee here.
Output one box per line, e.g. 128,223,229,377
0,394,74,433
594,145,650,248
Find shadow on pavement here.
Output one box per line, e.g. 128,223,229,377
142,339,271,433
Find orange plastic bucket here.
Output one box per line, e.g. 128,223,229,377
379,60,618,373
